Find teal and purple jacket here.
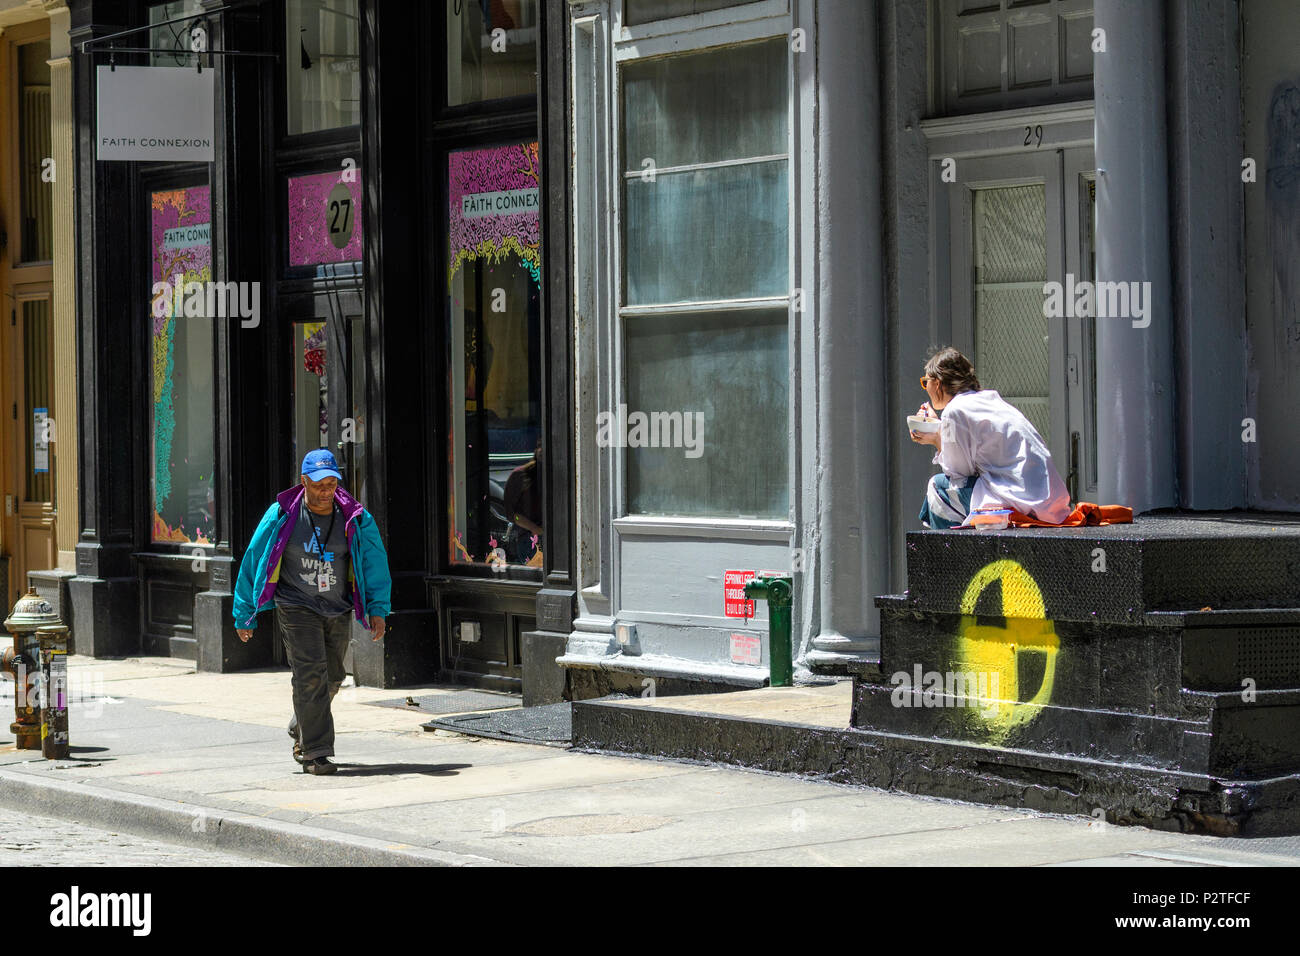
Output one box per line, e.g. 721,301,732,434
232,484,392,630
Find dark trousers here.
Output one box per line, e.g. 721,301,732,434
276,605,352,760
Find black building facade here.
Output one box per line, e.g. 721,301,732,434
68,0,574,694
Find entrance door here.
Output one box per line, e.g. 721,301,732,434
287,291,366,497
13,296,56,595
277,289,365,666
948,146,1098,501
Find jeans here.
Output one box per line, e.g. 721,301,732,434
276,604,352,760
919,473,974,529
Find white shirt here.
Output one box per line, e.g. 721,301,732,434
933,389,1071,524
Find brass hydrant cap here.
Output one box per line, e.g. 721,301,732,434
3,588,61,632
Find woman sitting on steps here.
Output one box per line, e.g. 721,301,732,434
909,347,1071,530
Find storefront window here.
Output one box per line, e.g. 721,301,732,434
446,0,538,107
285,0,361,135
446,141,542,569
149,186,216,545
620,38,789,518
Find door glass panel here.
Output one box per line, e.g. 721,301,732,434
972,183,1051,444
149,0,203,67
447,141,543,569
625,309,788,518
150,186,216,545
292,321,329,472
446,0,538,107
22,300,52,504
285,0,361,135
18,39,52,263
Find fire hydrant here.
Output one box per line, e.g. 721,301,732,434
744,575,793,688
3,588,63,750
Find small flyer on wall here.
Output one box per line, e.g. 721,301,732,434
33,407,49,473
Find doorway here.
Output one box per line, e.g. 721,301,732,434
285,288,366,498
1,23,56,605
946,146,1098,501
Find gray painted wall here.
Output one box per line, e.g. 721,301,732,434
1243,0,1300,511
881,0,934,595
1167,0,1248,510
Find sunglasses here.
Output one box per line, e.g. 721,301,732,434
919,375,932,388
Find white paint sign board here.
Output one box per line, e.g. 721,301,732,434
96,66,215,162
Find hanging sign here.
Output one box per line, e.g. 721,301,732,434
96,66,214,162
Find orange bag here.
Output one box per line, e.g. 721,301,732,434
1006,502,1133,527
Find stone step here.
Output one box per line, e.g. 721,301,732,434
898,513,1300,625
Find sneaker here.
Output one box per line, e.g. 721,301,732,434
303,757,336,775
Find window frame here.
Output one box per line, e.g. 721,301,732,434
275,0,364,148
140,169,220,554
437,134,547,583
610,7,795,525
568,0,799,629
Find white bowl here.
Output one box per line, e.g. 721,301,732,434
907,415,941,434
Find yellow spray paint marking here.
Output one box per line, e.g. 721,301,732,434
955,559,1059,738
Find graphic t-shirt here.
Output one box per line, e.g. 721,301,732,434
274,501,353,616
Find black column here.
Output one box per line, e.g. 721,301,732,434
350,0,438,687
195,0,274,671
69,0,142,656
522,0,576,705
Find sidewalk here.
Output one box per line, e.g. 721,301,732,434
0,655,1296,866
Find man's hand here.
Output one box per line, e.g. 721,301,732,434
237,629,253,643
370,617,385,642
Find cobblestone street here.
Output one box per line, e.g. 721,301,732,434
0,806,279,867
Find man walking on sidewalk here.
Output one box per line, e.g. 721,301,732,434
233,449,392,775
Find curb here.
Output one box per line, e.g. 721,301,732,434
0,767,505,867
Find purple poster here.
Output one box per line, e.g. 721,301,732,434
448,141,541,286
288,168,363,266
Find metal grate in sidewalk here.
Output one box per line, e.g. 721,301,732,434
422,702,572,748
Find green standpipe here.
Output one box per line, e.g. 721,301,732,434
743,576,793,687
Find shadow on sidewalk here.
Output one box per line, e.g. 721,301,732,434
327,762,472,777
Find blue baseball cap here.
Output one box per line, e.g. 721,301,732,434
301,449,343,481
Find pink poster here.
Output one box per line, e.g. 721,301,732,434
150,185,214,544
448,141,541,286
288,168,363,266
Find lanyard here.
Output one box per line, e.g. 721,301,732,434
305,503,337,560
